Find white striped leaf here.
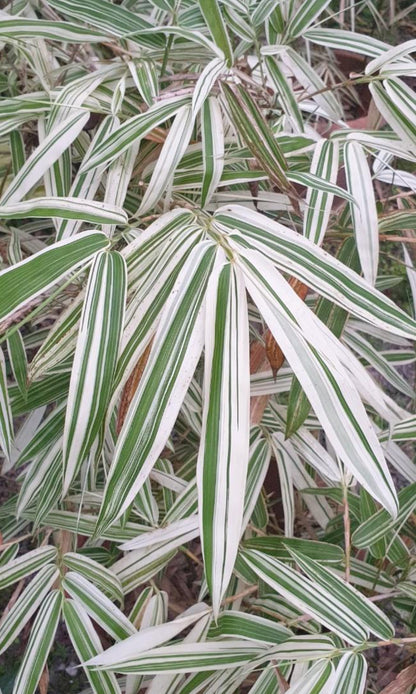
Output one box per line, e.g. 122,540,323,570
289,549,394,640
0,565,58,654
214,205,416,339
303,140,339,245
12,590,62,694
63,599,122,694
370,80,416,151
270,435,294,537
238,250,398,516
266,635,337,661
344,141,379,285
0,197,127,224
63,552,123,604
88,641,265,674
328,653,367,694
57,115,118,240
62,572,135,641
285,0,332,38
0,347,13,459
0,231,108,324
6,330,27,399
0,17,110,42
240,549,368,645
199,0,233,66
286,660,333,694
63,251,127,493
352,482,416,548
304,28,388,58
201,96,225,206
127,60,158,107
0,545,57,591
242,437,272,530
119,516,199,552
48,0,164,48
95,242,216,534
139,104,194,215
81,96,190,173
198,260,250,615
264,55,304,132
208,611,292,645
86,607,210,668
0,112,89,205
192,57,225,117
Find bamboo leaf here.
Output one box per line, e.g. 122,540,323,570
12,590,62,694
95,242,215,534
199,0,233,66
63,251,127,493
198,261,250,615
0,231,108,325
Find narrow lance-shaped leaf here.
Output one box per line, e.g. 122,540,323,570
0,112,89,206
327,653,367,694
87,641,265,675
81,96,190,173
215,204,416,339
286,236,358,438
7,330,28,398
198,260,250,615
0,197,127,225
139,104,194,215
0,347,13,459
344,141,379,285
285,0,332,38
240,549,368,645
95,242,216,534
352,482,416,548
12,590,62,694
238,249,398,516
86,608,210,668
0,17,111,42
48,0,165,48
0,232,108,325
0,545,57,591
289,548,395,640
63,599,122,694
303,139,339,245
0,565,59,654
201,96,225,206
221,81,294,195
63,251,127,494
199,0,233,66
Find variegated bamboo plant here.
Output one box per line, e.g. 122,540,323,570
1,0,416,692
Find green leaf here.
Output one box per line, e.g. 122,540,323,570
286,0,332,38
12,590,62,694
63,251,127,492
289,548,394,640
198,261,250,615
0,112,89,205
352,482,416,548
242,537,343,564
48,0,165,48
328,652,367,694
199,0,233,66
0,232,108,325
221,82,293,194
62,571,135,641
0,545,57,591
95,242,215,534
88,641,265,674
0,564,58,654
7,330,28,398
63,599,122,694
240,549,370,644
62,553,123,604
0,347,13,459
0,198,128,225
